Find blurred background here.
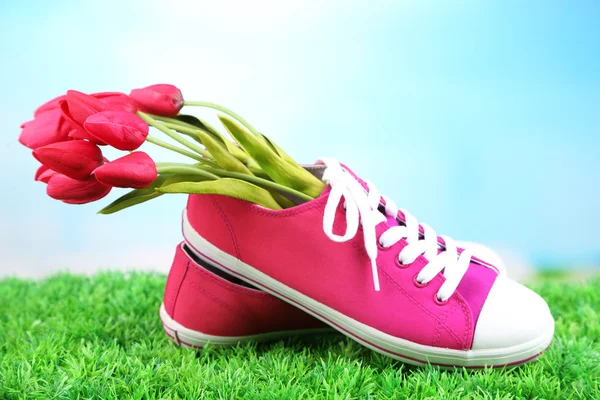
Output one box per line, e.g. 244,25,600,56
0,0,598,280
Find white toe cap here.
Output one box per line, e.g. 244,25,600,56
472,276,554,350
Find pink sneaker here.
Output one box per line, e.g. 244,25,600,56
160,242,331,348
181,159,554,367
161,242,506,349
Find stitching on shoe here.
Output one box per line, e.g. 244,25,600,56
246,195,325,218
210,196,241,259
409,254,474,349
380,268,464,346
187,258,273,299
432,303,458,347
186,276,258,322
457,293,473,349
207,195,476,347
170,260,189,321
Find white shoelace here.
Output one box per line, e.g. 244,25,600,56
320,158,473,302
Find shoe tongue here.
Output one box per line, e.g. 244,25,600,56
385,214,401,228
312,159,400,227
336,162,401,228
338,162,370,191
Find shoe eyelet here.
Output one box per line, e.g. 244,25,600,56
395,256,409,268
413,275,427,288
434,294,449,306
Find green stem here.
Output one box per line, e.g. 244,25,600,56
146,136,219,168
152,116,193,128
154,115,225,139
138,112,213,159
156,165,220,180
161,123,205,138
183,101,262,138
156,163,313,202
205,167,314,201
146,136,204,162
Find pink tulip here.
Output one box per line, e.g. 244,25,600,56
92,91,123,98
34,95,66,117
84,110,149,151
19,109,72,149
46,173,111,204
129,84,183,117
59,100,106,145
92,92,138,113
33,140,104,181
34,165,58,183
93,152,157,189
65,90,107,126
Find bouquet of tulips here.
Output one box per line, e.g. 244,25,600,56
19,84,326,212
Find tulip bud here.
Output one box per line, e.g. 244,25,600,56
84,110,149,151
46,174,111,204
34,165,58,183
33,140,104,181
66,90,107,125
59,100,106,145
93,92,138,114
19,109,72,149
34,95,66,117
93,152,157,189
129,84,183,117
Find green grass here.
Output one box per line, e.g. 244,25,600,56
0,273,598,399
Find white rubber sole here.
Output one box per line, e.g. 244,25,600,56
182,210,554,367
160,303,333,348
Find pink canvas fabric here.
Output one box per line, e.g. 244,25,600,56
176,161,555,366
184,186,497,350
342,163,498,326
163,242,326,338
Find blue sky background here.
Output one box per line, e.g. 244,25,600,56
0,0,598,276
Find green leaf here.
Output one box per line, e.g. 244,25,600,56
172,114,253,165
171,114,227,145
196,129,253,176
159,174,211,187
97,175,171,215
268,191,296,209
225,141,253,165
260,133,299,166
219,114,325,198
157,178,283,210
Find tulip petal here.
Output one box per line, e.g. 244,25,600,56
33,140,104,181
84,111,149,151
66,90,107,125
93,92,138,113
129,84,183,117
18,109,72,149
34,165,58,183
93,152,157,189
59,101,107,145
34,94,66,117
46,174,111,204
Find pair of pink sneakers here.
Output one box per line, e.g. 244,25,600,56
160,159,554,367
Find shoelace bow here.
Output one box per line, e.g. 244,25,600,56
320,158,474,302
